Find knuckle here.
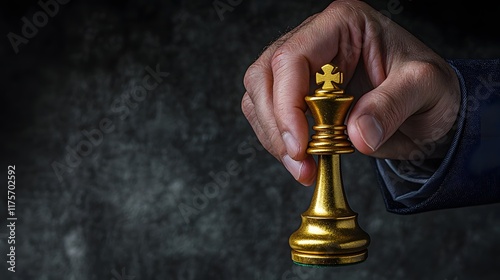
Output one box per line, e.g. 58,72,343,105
270,45,290,73
240,93,253,117
243,63,262,92
270,43,305,84
403,60,441,83
328,0,364,16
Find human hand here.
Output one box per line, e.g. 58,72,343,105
241,0,461,186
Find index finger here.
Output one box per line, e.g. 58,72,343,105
271,2,365,160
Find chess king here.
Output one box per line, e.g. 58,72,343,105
289,64,370,266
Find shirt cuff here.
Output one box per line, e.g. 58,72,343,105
374,61,467,207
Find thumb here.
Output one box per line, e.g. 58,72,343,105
347,63,433,158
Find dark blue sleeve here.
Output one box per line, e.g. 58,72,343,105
375,59,500,214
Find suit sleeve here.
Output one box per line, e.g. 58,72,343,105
375,59,500,214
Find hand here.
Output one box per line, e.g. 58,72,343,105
241,0,461,186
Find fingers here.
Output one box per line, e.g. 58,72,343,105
241,91,317,186
243,47,318,185
283,154,317,186
270,4,366,160
241,92,272,153
242,14,329,185
271,52,310,160
243,63,285,158
244,0,461,179
242,0,372,185
347,61,446,158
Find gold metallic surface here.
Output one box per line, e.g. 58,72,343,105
289,64,370,266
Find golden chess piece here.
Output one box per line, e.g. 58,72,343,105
289,64,370,266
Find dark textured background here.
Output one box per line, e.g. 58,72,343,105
1,0,500,279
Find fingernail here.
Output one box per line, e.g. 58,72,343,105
282,132,299,158
282,154,303,181
356,114,384,151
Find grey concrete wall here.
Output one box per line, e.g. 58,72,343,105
1,0,499,279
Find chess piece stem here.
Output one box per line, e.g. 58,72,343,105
307,154,350,217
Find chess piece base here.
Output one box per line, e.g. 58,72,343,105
291,249,367,266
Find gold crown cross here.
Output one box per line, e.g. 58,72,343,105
316,64,344,91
